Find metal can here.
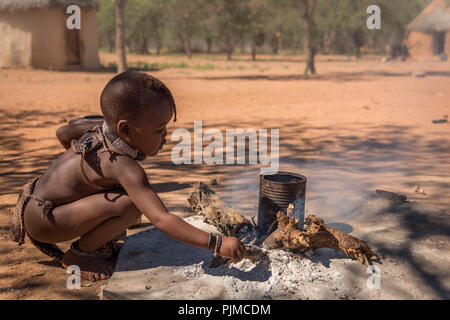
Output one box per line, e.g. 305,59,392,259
257,171,307,235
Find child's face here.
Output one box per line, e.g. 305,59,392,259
119,97,173,156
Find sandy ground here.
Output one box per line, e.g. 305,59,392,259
0,53,449,299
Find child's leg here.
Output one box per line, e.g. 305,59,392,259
24,188,141,281
25,188,140,248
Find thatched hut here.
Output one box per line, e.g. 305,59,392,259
405,0,450,59
0,0,100,69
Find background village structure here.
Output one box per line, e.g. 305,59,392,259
405,0,450,59
0,0,100,70
1,0,450,70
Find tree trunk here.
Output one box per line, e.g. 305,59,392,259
108,38,114,53
225,28,233,61
251,35,257,61
270,34,279,55
206,37,213,54
226,45,233,61
181,23,192,59
115,0,127,73
301,0,316,75
323,30,335,55
155,27,162,56
240,36,246,54
136,35,149,55
277,32,282,55
355,46,361,59
180,0,192,59
353,29,365,59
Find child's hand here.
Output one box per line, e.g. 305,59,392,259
219,237,246,263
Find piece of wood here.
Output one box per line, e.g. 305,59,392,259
264,212,377,265
188,182,252,237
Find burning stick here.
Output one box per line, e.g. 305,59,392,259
264,213,377,265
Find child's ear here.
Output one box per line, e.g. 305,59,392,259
117,120,130,136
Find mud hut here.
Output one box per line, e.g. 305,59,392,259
0,0,100,70
405,0,450,59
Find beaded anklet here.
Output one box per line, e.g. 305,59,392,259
70,241,97,257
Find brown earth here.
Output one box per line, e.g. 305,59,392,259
0,52,449,299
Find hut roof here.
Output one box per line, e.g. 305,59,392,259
407,0,450,32
0,0,99,12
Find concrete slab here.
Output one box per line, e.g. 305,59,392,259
103,193,450,300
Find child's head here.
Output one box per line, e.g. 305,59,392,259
100,71,176,156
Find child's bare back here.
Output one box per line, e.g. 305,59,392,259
10,72,245,282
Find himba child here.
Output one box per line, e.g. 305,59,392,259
9,71,245,281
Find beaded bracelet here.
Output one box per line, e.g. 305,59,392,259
213,235,222,257
207,233,213,250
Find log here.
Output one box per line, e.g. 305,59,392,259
188,182,253,237
188,182,377,266
264,212,377,265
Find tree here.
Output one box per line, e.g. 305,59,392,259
265,0,304,55
168,0,198,58
314,0,428,57
213,0,246,60
98,0,115,52
125,0,167,55
377,0,429,56
95,0,429,60
300,0,317,75
196,0,218,53
245,0,269,60
115,0,127,73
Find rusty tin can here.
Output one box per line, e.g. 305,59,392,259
257,171,307,234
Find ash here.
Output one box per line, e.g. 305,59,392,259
178,246,347,300
236,224,259,244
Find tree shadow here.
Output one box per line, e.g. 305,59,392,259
1,109,449,298
0,109,68,199
58,66,160,74
151,182,192,193
195,71,413,82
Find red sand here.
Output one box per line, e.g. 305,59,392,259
0,53,449,299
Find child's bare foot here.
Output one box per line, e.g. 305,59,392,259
62,245,116,282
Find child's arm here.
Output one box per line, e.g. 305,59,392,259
56,121,103,150
114,158,246,262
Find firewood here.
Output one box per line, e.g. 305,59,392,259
188,182,253,237
264,212,377,265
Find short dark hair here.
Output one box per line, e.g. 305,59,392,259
100,72,177,129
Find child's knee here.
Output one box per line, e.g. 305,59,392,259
116,197,140,221
124,205,140,221
56,125,71,148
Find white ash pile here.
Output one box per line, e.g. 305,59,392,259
178,243,349,300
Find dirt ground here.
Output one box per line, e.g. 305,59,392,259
0,53,449,299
